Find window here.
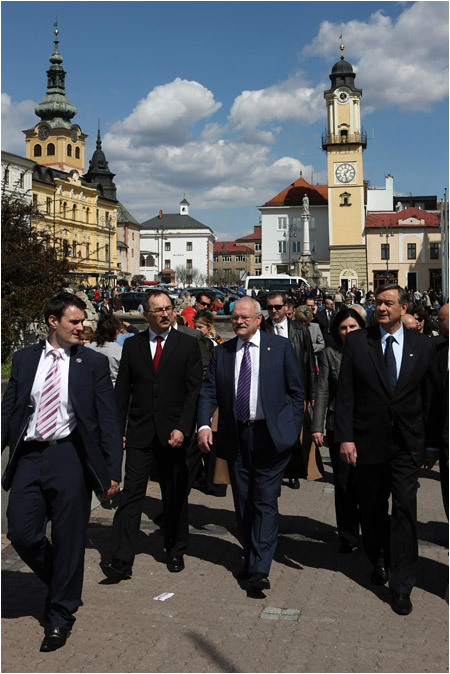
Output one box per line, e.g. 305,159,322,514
278,240,287,254
47,143,55,156
223,255,232,262
75,147,80,159
381,244,390,260
72,205,77,221
213,268,218,275
19,173,24,188
255,243,262,252
407,243,416,260
213,255,219,263
255,269,262,276
86,207,90,223
223,268,231,275
72,241,77,257
292,217,302,228
3,167,9,185
67,144,72,157
164,259,171,269
33,194,38,207
46,197,52,215
235,255,246,262
310,217,316,229
255,256,261,264
186,242,192,251
86,243,90,260
131,249,134,257
310,241,316,253
292,241,301,253
277,217,287,230
164,242,171,251
34,144,42,157
96,209,99,224
186,259,193,270
132,232,135,241
430,242,439,259
96,243,100,260
105,244,109,262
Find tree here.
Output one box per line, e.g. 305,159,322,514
131,274,147,287
1,193,71,361
175,265,188,286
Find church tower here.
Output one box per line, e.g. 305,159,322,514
84,127,117,201
23,25,87,173
322,43,367,290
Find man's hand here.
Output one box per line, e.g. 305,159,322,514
168,429,184,448
424,450,439,470
312,432,323,447
198,428,213,454
122,435,126,449
101,480,120,501
308,400,315,408
340,441,357,466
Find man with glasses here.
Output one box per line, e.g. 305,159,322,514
266,291,316,489
197,298,304,591
181,291,213,328
103,290,203,580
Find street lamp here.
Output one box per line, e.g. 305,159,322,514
154,224,167,281
380,228,394,281
101,214,116,293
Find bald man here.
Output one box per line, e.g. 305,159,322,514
402,314,418,330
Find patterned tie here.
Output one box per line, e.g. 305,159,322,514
236,342,251,423
384,335,397,394
275,324,282,336
36,350,61,440
153,336,163,370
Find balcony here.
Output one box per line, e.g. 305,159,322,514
321,128,367,150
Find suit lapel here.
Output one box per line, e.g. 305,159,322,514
26,343,46,397
223,337,237,408
395,329,418,395
137,328,155,376
367,327,391,396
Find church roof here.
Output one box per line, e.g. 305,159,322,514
365,207,440,229
262,177,328,207
141,212,213,232
117,202,141,227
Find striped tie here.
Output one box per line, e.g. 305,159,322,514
36,350,61,440
236,342,251,423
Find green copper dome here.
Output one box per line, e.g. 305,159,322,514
35,27,77,128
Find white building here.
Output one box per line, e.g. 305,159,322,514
258,177,330,285
2,150,35,203
116,201,142,281
366,174,394,212
139,198,215,284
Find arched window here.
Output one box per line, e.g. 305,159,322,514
34,144,42,157
86,207,90,224
62,202,67,219
47,143,55,156
72,205,77,221
67,144,72,157
75,147,80,159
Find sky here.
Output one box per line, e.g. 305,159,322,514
1,1,449,240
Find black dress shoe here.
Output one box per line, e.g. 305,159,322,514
371,564,388,585
288,478,300,489
40,626,69,652
101,559,132,581
391,593,412,615
166,555,185,572
249,573,270,590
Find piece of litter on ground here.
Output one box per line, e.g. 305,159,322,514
153,592,175,601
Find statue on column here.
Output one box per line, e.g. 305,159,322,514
302,194,310,216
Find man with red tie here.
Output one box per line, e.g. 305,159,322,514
103,290,203,580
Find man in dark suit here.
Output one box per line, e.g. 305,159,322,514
197,297,304,590
424,303,449,519
334,284,434,615
266,291,316,489
313,296,336,344
103,290,203,580
2,293,122,652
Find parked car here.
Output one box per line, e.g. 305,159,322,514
180,287,227,301
120,291,148,312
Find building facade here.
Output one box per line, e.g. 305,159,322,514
2,151,35,203
116,202,142,281
365,207,442,291
236,225,262,276
140,198,215,284
212,241,254,284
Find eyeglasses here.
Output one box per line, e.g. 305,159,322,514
267,304,284,311
198,301,212,307
147,306,173,314
231,314,257,322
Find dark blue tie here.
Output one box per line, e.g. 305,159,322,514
385,335,397,394
236,342,251,422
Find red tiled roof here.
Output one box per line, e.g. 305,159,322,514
213,241,253,254
264,177,328,207
365,207,440,229
236,225,262,242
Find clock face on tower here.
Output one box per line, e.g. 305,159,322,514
38,125,50,140
336,89,350,104
335,163,356,184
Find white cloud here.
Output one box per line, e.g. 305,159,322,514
1,94,36,153
305,2,448,112
109,78,222,146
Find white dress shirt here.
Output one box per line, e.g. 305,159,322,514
148,326,171,357
25,341,76,441
380,324,404,379
273,318,288,339
235,330,264,420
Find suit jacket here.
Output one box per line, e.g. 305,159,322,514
267,317,316,402
311,343,343,434
1,342,123,493
197,330,304,458
177,324,211,375
425,335,449,460
314,309,336,341
115,327,203,448
334,325,435,465
308,322,325,354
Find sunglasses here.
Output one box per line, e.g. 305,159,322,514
267,304,284,311
198,301,212,307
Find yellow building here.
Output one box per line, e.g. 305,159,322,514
23,26,118,287
365,207,442,291
323,45,368,290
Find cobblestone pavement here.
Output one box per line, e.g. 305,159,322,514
2,451,448,673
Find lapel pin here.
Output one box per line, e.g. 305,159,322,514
267,347,271,351
76,358,82,363
409,354,414,357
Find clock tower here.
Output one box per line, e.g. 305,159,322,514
323,44,367,290
24,25,87,173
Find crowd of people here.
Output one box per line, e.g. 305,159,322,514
1,282,448,652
